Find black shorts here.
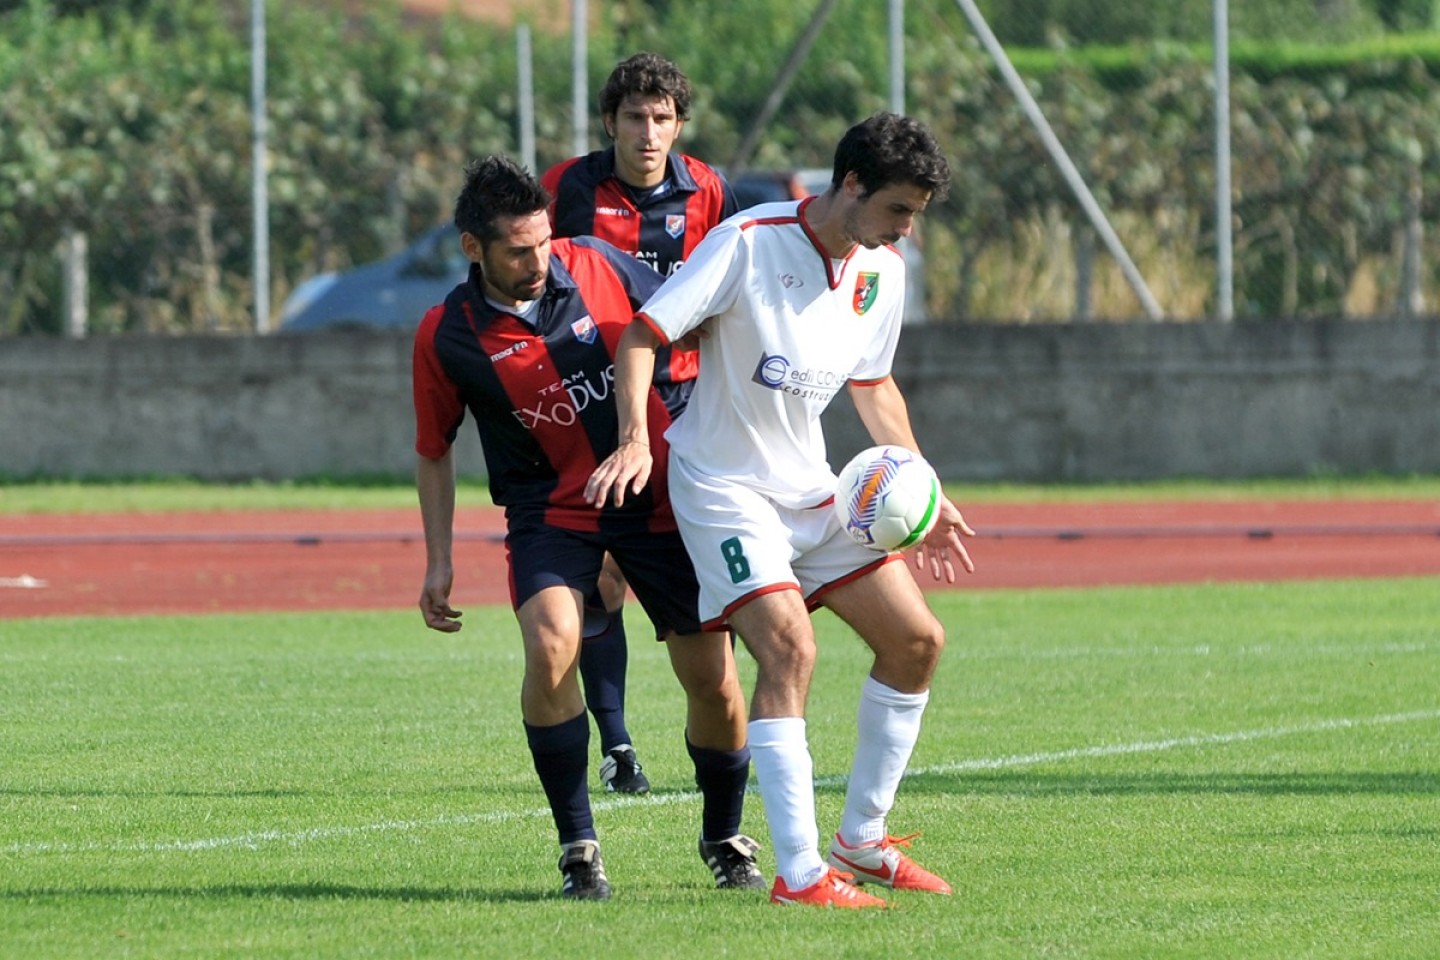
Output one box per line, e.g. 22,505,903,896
505,520,705,639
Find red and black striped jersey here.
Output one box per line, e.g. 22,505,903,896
541,148,738,279
541,148,737,401
412,236,676,533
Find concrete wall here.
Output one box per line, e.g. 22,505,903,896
3,320,1437,482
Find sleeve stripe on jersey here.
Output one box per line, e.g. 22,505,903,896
848,374,893,388
635,311,673,346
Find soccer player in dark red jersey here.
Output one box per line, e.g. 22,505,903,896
413,156,762,900
541,53,738,793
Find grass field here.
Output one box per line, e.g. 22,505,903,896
3,579,1437,958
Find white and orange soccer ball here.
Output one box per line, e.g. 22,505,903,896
833,444,943,552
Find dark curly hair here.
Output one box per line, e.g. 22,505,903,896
829,113,950,202
453,155,550,245
599,52,693,125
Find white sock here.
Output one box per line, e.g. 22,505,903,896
748,716,826,891
838,676,929,846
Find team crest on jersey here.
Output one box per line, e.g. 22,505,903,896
665,214,686,239
570,315,598,344
853,272,880,315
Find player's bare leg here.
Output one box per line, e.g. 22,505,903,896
517,585,587,725
726,590,816,720
663,629,746,751
822,560,944,694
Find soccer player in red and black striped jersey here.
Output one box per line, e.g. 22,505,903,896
413,156,762,900
541,54,738,792
542,52,737,284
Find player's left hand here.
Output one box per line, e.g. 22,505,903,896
911,497,975,582
674,318,712,353
585,439,653,508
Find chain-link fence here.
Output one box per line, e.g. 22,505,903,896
2,0,1437,334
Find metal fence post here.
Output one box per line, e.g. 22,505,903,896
1215,0,1235,321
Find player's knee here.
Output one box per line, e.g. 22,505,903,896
670,635,737,699
916,618,946,671
596,573,627,611
903,620,946,685
750,628,817,683
523,628,579,680
686,670,743,712
880,616,945,679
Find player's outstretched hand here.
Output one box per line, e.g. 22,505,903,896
585,439,653,508
419,567,463,633
913,497,976,583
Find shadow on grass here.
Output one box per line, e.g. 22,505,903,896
883,769,1440,797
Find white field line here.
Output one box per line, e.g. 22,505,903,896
5,708,1437,858
945,641,1438,662
915,708,1440,775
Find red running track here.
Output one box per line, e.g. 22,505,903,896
1,500,1437,619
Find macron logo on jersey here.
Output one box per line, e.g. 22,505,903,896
489,340,530,363
596,206,632,218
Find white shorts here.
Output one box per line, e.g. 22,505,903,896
668,453,897,627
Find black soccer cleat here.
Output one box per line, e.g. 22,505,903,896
559,839,612,901
598,744,651,794
699,834,767,890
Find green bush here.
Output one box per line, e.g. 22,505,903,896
2,0,1438,330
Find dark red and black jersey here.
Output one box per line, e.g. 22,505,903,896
541,148,738,279
412,236,675,533
541,148,737,398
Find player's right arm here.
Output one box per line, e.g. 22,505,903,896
585,318,663,508
416,448,463,632
412,306,467,632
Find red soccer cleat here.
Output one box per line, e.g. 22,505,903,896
770,865,889,909
826,832,953,895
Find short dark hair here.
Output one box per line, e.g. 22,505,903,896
453,155,550,245
599,52,693,124
830,113,950,202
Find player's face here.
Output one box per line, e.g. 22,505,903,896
843,181,932,250
606,94,683,189
475,210,551,305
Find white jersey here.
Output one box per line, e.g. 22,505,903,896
638,198,906,509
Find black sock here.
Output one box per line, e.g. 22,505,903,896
580,609,632,754
525,712,594,845
686,737,751,841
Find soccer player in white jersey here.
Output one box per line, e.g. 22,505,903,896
586,113,977,908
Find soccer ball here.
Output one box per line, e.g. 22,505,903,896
833,445,942,552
